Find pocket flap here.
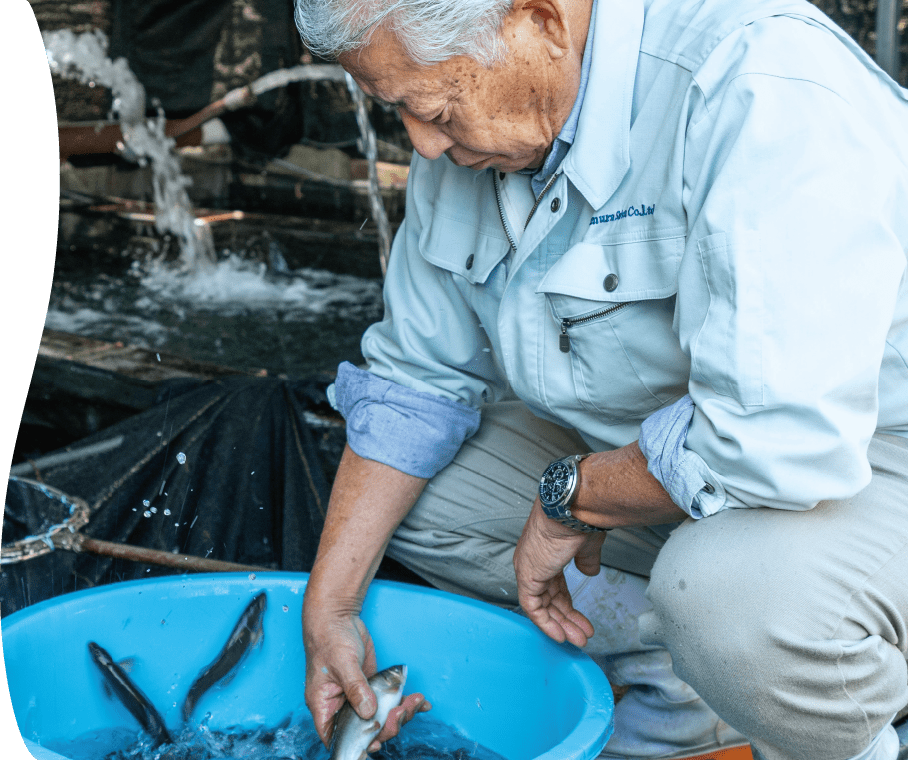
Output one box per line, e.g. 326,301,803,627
419,210,511,285
537,237,684,301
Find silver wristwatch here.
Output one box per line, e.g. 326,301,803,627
538,454,607,533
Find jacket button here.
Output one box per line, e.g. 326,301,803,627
466,254,475,270
703,483,715,494
603,273,619,291
550,197,561,212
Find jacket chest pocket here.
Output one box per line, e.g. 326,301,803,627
538,239,691,422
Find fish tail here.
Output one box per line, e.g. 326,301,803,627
181,693,196,723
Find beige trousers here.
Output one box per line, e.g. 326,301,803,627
385,402,908,760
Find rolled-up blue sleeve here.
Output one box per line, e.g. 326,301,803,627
329,362,481,479
638,395,727,518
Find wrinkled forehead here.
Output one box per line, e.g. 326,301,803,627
339,25,467,104
339,0,435,64
339,24,418,83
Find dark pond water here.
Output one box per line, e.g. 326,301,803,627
45,250,384,378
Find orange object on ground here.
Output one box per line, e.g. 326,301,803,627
679,745,754,760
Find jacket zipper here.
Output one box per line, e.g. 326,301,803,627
493,172,518,250
559,302,631,353
493,170,561,250
523,171,561,229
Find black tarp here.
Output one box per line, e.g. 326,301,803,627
1,375,334,617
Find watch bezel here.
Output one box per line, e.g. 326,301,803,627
539,456,582,510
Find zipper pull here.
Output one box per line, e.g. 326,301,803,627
559,321,571,353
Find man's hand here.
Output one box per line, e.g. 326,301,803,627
514,498,607,646
515,442,684,644
303,612,430,751
302,446,431,751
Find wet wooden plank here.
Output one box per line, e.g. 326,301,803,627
38,328,264,384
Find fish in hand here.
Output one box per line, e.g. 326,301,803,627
330,664,408,760
181,591,267,721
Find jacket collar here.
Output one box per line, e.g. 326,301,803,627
563,0,645,210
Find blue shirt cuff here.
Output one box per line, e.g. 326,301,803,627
329,362,481,479
638,395,727,518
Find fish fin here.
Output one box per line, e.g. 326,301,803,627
117,657,136,673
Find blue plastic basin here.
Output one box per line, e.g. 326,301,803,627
2,573,613,759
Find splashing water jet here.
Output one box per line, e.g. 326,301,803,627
44,29,215,271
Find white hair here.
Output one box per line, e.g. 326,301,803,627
294,0,514,66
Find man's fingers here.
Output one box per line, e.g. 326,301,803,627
343,674,378,721
529,596,592,646
560,608,594,645
308,665,377,745
309,685,345,746
520,574,594,647
311,701,338,746
552,583,595,641
374,692,432,744
526,605,588,645
527,607,568,643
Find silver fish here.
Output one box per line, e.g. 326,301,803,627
181,591,267,721
330,664,408,760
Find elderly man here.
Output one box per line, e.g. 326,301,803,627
293,1,908,758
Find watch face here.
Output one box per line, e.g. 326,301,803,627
540,460,573,506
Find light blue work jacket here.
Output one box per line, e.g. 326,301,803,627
346,0,908,515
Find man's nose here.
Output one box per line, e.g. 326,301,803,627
399,111,455,160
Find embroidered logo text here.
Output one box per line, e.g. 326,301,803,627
590,204,655,226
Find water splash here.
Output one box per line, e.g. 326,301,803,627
47,715,507,760
249,64,345,96
43,251,383,376
134,253,381,312
44,29,214,270
345,73,392,276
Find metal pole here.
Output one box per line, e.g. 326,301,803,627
9,436,125,478
876,0,902,80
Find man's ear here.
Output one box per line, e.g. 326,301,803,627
516,0,572,60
